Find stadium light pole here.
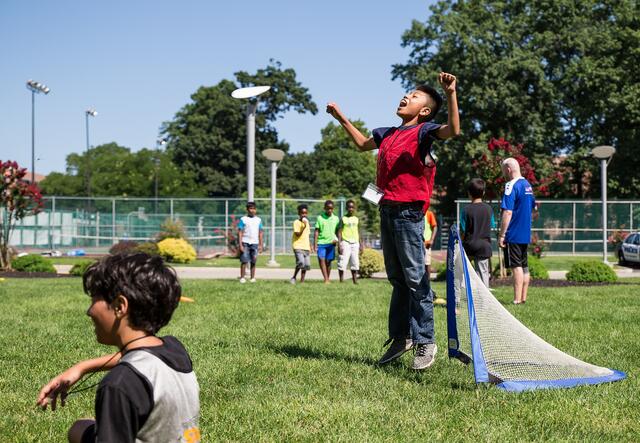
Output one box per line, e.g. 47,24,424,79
85,108,97,197
591,145,616,265
262,148,285,267
231,85,271,202
155,138,167,214
26,80,51,183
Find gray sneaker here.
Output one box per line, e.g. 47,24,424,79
412,343,437,370
378,338,413,365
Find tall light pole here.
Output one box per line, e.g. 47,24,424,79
155,138,167,214
262,148,285,267
85,108,97,197
591,145,616,264
231,85,271,202
26,80,51,183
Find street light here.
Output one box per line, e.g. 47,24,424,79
231,85,271,202
262,148,285,267
155,138,167,213
26,79,51,183
85,108,97,197
591,145,616,264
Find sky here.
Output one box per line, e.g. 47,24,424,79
1,0,437,175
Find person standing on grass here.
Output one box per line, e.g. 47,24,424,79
499,158,536,304
337,199,361,284
460,178,495,288
314,200,340,284
326,72,460,370
290,204,312,284
423,208,438,281
238,201,263,283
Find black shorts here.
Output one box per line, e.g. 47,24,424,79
504,243,528,269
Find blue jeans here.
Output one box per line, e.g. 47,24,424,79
380,204,435,345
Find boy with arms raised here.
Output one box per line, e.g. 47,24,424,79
327,72,460,370
37,253,200,443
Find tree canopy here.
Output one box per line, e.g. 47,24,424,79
392,0,640,209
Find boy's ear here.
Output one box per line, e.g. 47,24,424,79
112,295,129,317
420,107,432,119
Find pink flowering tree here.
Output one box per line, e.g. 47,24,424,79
1,161,44,270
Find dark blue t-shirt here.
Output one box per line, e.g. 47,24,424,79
501,177,536,244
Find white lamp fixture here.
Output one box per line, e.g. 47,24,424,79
26,79,51,183
262,148,285,267
591,145,616,264
231,85,271,202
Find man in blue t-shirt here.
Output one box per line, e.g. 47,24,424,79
498,158,536,305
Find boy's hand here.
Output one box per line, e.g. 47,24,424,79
425,240,432,248
438,72,457,95
37,366,84,411
326,102,343,121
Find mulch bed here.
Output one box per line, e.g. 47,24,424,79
0,271,74,279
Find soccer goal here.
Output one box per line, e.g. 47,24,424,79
445,225,626,392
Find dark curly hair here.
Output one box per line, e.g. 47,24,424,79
83,253,182,334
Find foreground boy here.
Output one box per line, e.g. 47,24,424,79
37,253,200,443
327,72,460,370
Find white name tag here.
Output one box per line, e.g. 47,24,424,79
362,183,384,205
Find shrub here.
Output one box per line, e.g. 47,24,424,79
157,218,188,242
359,248,384,278
69,259,97,277
157,238,196,264
135,242,160,256
527,256,549,280
566,261,618,283
11,254,56,273
109,240,139,255
529,233,546,258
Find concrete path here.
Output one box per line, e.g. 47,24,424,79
55,265,640,281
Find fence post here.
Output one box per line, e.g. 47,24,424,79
170,199,174,221
96,212,100,248
572,202,576,255
281,199,286,254
112,198,116,244
630,203,633,232
225,200,229,254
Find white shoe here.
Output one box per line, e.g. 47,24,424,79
250,278,256,283
290,278,296,285
239,277,247,283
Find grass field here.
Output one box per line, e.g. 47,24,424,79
1,278,638,441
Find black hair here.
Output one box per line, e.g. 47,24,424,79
246,201,256,209
83,253,182,334
416,84,443,122
467,178,486,199
324,200,334,208
346,199,356,207
297,204,308,212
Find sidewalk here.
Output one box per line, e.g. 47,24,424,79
54,265,640,281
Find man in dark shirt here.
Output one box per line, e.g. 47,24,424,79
460,178,495,288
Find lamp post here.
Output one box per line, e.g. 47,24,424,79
85,108,97,197
155,138,167,214
26,80,51,183
591,145,616,264
231,85,271,202
262,148,285,267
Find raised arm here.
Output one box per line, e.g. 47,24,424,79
326,103,378,152
435,73,461,140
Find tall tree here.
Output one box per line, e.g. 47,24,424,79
162,60,318,197
392,0,640,212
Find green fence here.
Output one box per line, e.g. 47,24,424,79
455,199,640,254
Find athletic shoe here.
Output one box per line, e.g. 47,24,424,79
250,278,256,283
239,277,247,284
412,343,437,370
378,338,413,365
290,278,296,285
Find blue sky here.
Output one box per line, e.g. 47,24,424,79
1,0,436,175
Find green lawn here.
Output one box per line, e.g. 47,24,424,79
0,278,638,441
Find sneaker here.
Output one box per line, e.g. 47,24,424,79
239,277,247,284
250,278,256,283
290,278,296,284
378,338,413,365
412,343,437,370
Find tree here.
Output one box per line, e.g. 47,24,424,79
1,161,44,270
39,143,203,198
392,0,640,212
162,60,318,197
